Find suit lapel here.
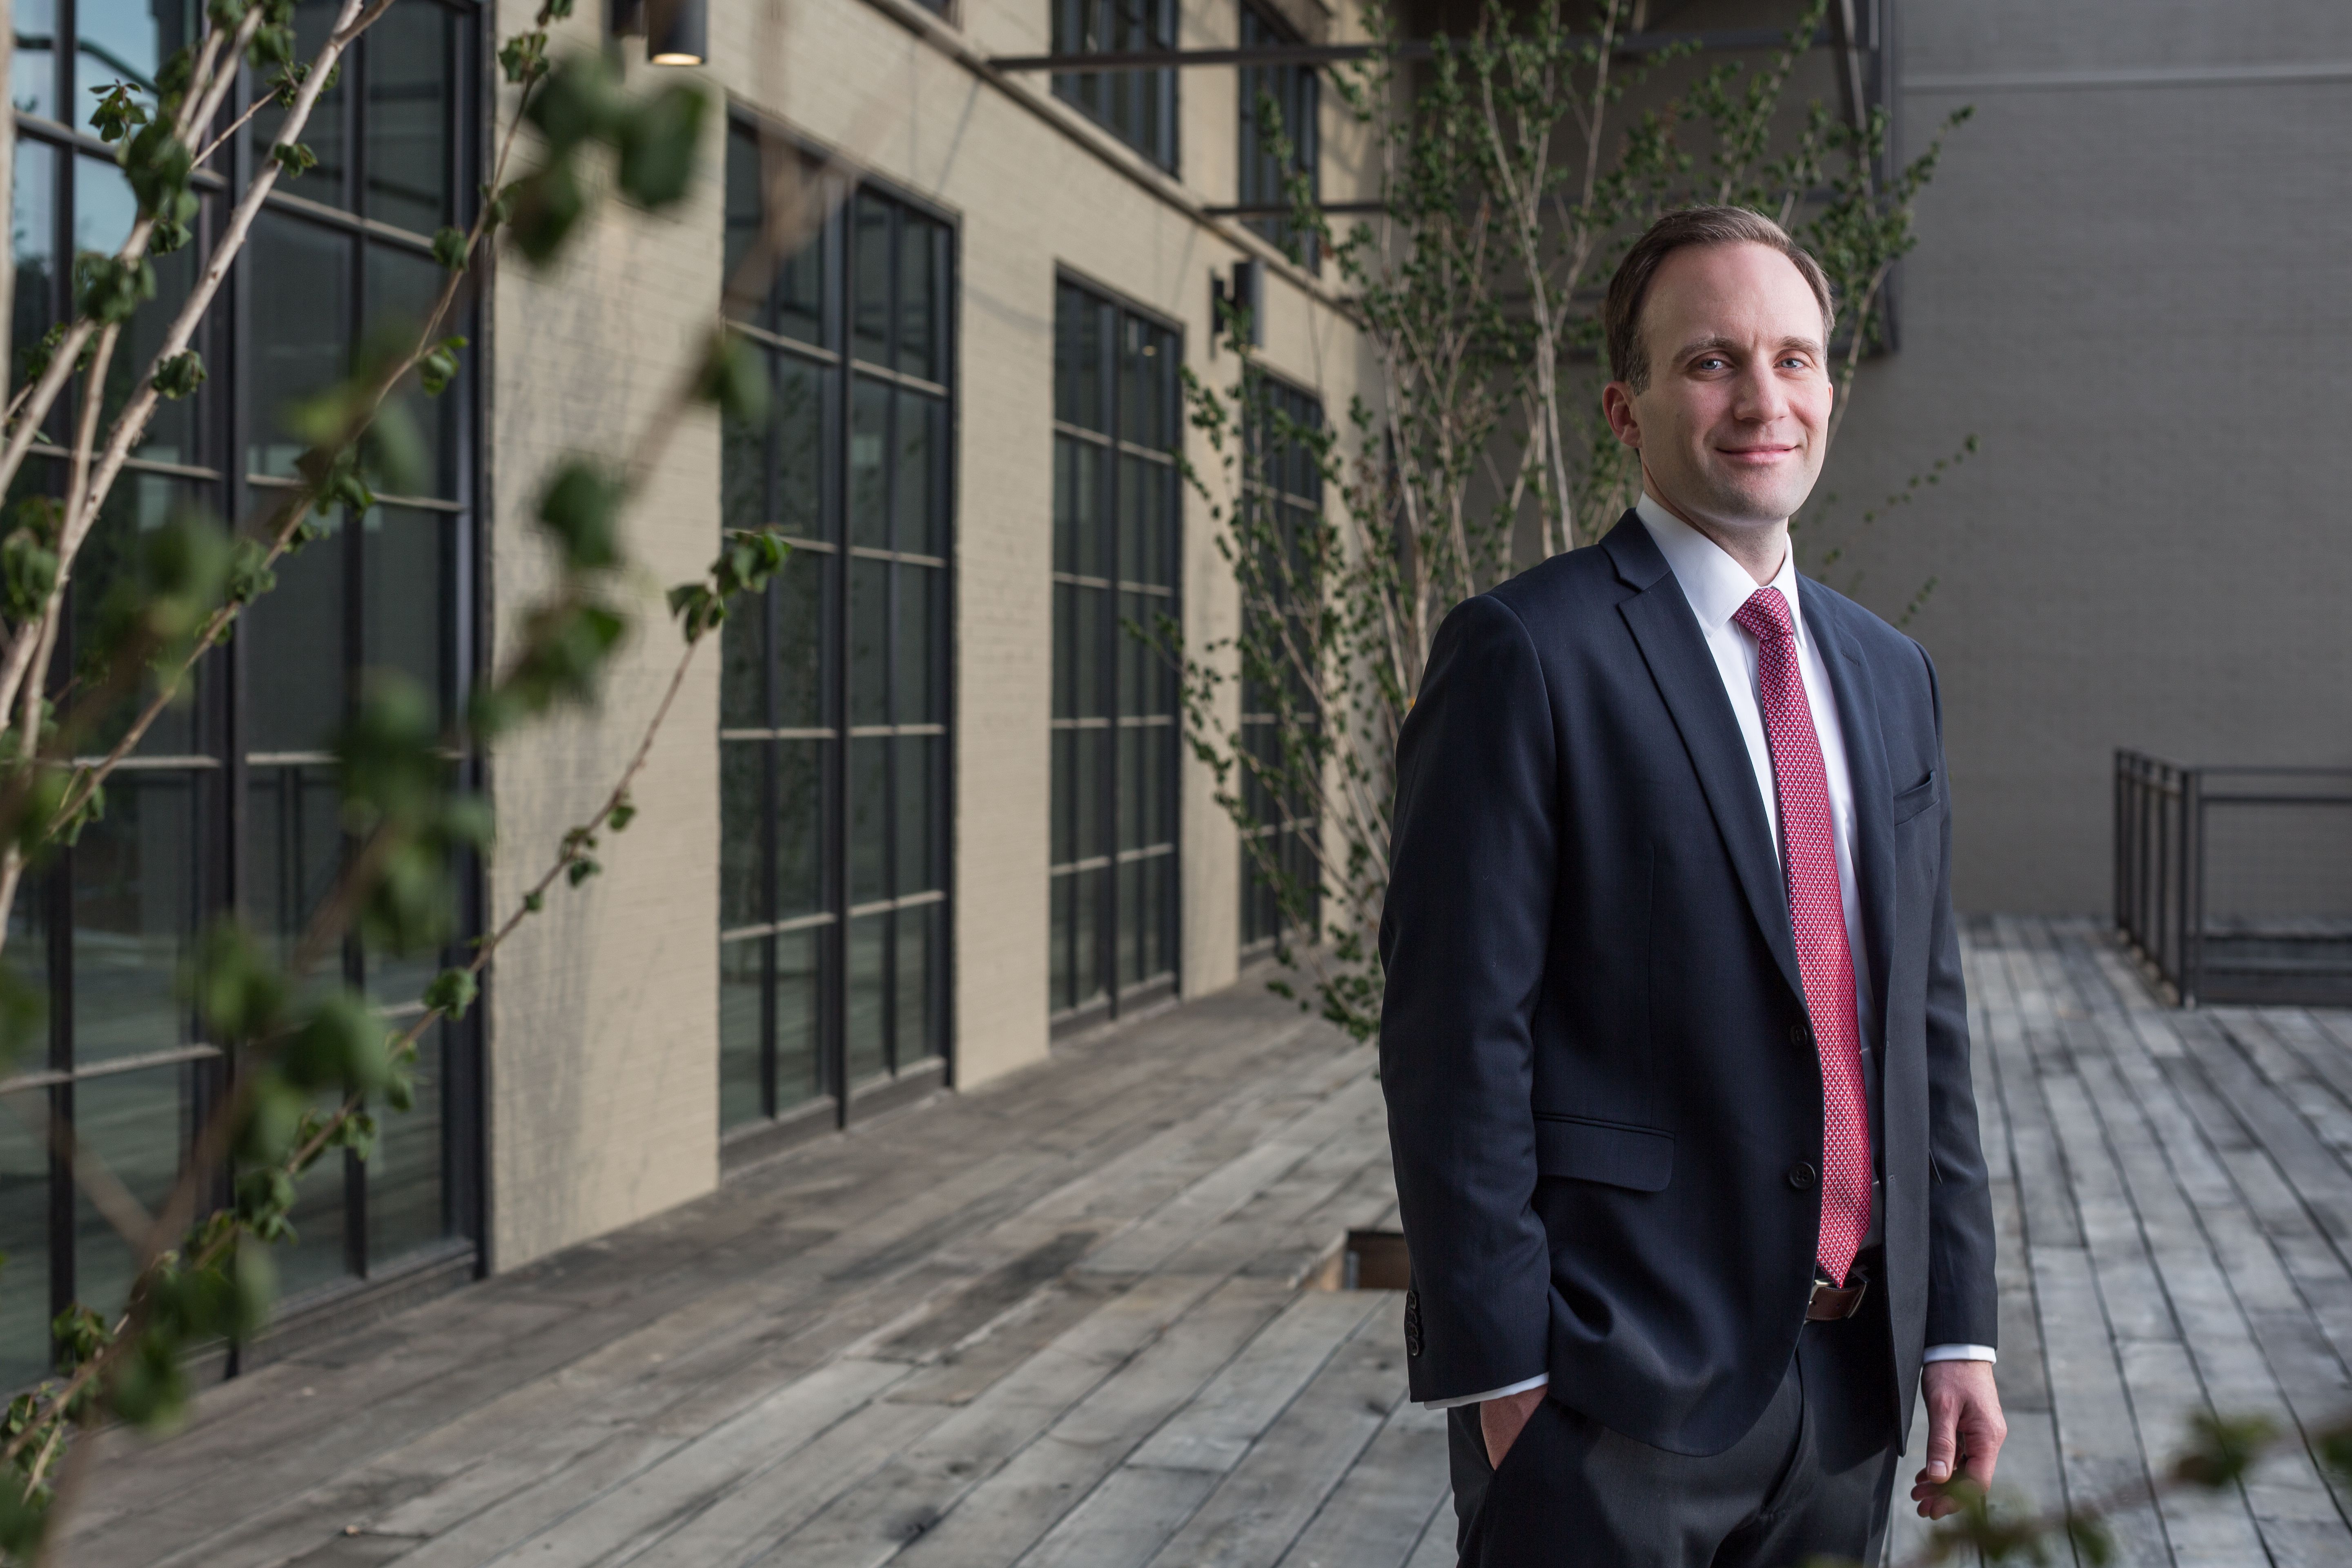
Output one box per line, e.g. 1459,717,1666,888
1800,580,1896,1053
1604,517,1805,1004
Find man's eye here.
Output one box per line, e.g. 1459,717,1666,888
1780,356,1811,370
1695,356,1728,371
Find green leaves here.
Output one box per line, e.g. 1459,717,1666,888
506,158,587,265
537,462,626,572
694,331,768,425
499,30,550,86
432,225,470,272
74,252,157,326
526,53,626,156
88,82,150,145
153,350,207,400
282,992,392,1096
185,919,290,1046
2,498,64,623
615,83,707,208
270,141,319,180
668,528,790,643
423,967,479,1021
2173,1410,2276,1489
418,336,468,398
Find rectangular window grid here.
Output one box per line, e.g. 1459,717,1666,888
1,0,483,1387
1050,0,1179,174
720,119,954,1138
1238,2,1319,267
1238,379,1323,953
1049,280,1180,1025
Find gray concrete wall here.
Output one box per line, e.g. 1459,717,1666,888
1818,0,2352,913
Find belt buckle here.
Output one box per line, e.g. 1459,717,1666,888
1807,1273,1868,1321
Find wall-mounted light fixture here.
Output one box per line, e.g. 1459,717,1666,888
645,0,708,65
1212,258,1264,356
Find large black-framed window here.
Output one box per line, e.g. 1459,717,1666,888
1049,278,1179,1027
1238,1,1319,267
1050,0,1178,174
719,118,953,1141
1238,379,1321,953
1,0,482,1388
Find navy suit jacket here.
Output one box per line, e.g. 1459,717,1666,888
1377,512,1997,1457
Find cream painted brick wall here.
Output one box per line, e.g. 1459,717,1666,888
481,0,1381,1272
485,6,726,1269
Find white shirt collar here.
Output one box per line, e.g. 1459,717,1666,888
1632,490,1803,637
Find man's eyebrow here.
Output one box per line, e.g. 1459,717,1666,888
1669,333,1827,364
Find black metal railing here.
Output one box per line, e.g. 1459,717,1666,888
2116,751,2352,1007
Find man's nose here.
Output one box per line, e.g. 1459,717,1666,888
1728,360,1789,424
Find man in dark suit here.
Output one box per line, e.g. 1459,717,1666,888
1378,206,2005,1566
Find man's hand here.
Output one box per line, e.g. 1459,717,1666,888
1481,1385,1548,1469
1912,1360,2007,1518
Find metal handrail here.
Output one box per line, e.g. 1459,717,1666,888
2114,750,2352,1007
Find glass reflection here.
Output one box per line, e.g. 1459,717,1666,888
248,766,341,969
11,146,56,415
895,903,932,1066
364,0,452,234
845,913,885,1085
71,1064,192,1322
363,506,450,729
251,0,348,205
0,1098,49,1388
76,156,198,466
249,214,352,479
72,0,196,112
719,936,763,1129
368,1019,444,1264
13,0,56,120
243,507,346,754
776,740,822,922
775,927,822,1110
719,739,764,931
71,771,195,1063
74,473,203,755
363,247,455,498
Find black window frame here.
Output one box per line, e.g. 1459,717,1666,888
1048,273,1182,1032
1049,0,1180,175
1237,373,1322,955
1237,0,1319,269
718,111,958,1160
1,0,487,1388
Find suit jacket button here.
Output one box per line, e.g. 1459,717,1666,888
1787,1162,1817,1189
1790,1022,1811,1047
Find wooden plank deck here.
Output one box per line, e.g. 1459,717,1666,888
62,920,2352,1567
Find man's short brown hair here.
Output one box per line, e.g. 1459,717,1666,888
1603,206,1835,391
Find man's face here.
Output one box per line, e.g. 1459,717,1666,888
1603,241,1833,535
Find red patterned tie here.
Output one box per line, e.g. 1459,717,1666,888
1731,586,1873,1287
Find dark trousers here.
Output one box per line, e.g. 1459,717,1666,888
1448,1302,1900,1567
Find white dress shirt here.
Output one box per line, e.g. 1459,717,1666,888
1423,496,1990,1413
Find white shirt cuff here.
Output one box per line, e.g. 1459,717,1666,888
1922,1344,1997,1363
1422,1372,1549,1411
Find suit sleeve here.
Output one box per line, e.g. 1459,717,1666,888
1919,645,2000,1348
1378,593,1557,1404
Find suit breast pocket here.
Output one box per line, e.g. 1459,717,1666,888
1533,1114,1674,1192
1892,769,1939,825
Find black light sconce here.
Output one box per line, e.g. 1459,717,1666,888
1212,258,1263,356
645,0,708,65
610,0,706,65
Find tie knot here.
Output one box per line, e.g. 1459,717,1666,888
1733,586,1796,644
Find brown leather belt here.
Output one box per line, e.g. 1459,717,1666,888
1806,1273,1869,1321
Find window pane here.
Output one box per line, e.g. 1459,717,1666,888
773,548,823,728
776,740,823,922
1053,285,1103,431
895,564,938,725
849,377,887,550
76,156,200,467
723,121,760,321
71,770,195,1064
719,739,765,931
243,508,347,754
720,570,764,729
849,555,887,726
274,1096,352,1299
364,245,456,497
845,912,885,1085
1075,726,1107,862
896,217,936,383
73,1064,196,1321
0,1097,50,1389
73,472,207,755
894,390,935,555
775,926,823,1110
364,0,453,234
719,935,764,1130
249,765,341,968
1050,726,1076,867
362,504,450,728
1071,864,1105,1010
848,737,887,907
776,355,824,537
774,214,824,347
370,1018,446,1263
1117,858,1143,989
1049,871,1074,1013
73,0,196,117
895,734,938,896
1065,440,1101,579
722,345,769,539
13,0,56,120
851,194,889,365
895,902,937,1065
248,214,352,479
251,0,349,206
11,143,57,421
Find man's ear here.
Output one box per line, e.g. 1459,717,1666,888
1601,381,1642,450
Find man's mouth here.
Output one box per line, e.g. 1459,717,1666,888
1716,444,1798,466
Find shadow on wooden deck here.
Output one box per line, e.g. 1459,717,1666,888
60,921,2352,1567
